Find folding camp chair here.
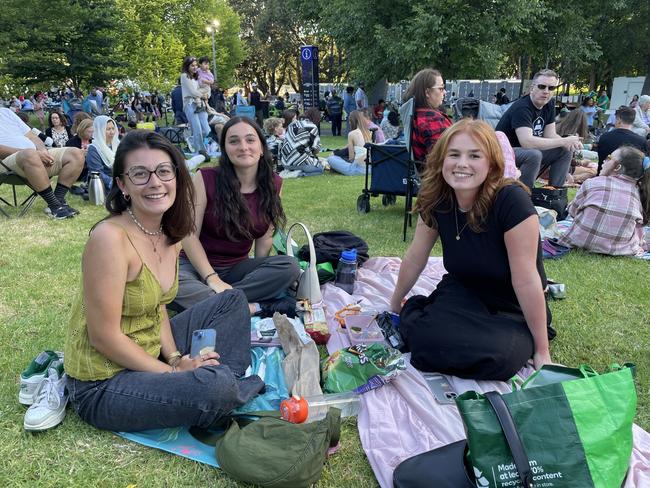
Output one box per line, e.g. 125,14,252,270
356,143,419,241
397,97,422,240
0,160,39,218
158,125,194,153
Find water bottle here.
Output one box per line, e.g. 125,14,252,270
280,392,360,423
334,249,357,295
88,172,105,206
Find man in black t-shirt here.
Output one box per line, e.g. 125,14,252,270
496,69,581,189
596,106,648,174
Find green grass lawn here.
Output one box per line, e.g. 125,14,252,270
1,130,648,486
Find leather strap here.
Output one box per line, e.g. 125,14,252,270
484,391,534,488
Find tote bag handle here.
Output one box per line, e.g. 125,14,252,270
286,222,322,304
484,391,534,488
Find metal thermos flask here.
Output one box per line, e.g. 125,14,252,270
88,172,105,206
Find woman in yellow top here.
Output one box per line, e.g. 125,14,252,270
64,130,263,432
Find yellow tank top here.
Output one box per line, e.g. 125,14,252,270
64,225,178,381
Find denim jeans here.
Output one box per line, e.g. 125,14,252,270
67,290,265,432
327,155,367,176
513,146,572,189
171,255,301,312
183,101,210,153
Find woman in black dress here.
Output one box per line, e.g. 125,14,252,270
390,119,554,381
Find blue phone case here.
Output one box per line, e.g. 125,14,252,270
190,329,216,358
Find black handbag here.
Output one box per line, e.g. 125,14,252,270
531,187,568,220
392,391,532,488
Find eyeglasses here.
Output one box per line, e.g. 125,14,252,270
123,163,177,185
536,84,558,91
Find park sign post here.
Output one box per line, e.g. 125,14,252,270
300,46,319,109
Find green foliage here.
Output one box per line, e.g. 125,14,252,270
115,0,243,92
313,0,539,82
0,0,125,90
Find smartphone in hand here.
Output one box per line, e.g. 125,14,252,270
190,329,216,358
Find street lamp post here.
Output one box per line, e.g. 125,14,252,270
205,19,220,83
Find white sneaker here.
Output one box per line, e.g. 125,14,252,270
24,360,68,431
19,350,64,405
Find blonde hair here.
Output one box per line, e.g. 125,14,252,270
416,119,526,232
349,110,371,143
76,119,94,140
263,117,283,135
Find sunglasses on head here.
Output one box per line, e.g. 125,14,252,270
536,84,558,91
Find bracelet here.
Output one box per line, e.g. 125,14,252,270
167,351,182,366
203,272,218,283
171,364,177,373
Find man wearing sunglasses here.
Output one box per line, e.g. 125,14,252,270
496,69,580,189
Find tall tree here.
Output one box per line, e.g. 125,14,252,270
115,0,243,91
311,0,539,84
0,0,124,91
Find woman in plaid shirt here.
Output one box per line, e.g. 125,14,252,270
558,146,650,255
404,68,453,166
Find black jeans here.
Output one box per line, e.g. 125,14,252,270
330,114,342,136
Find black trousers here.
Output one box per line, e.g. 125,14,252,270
330,114,342,136
400,275,539,381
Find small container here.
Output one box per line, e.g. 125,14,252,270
345,314,384,346
280,395,308,423
334,249,357,295
88,172,105,206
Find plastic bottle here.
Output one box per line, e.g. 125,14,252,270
88,172,105,206
334,248,357,295
303,392,360,423
280,392,361,424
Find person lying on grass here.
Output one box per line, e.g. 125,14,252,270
64,130,264,432
558,146,650,256
390,119,555,381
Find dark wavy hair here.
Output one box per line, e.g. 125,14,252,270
48,110,68,128
181,56,198,80
104,130,195,244
213,117,286,240
415,118,527,232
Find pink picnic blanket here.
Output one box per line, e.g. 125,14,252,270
321,257,650,488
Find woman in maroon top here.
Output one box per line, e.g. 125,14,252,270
173,117,300,314
405,68,453,166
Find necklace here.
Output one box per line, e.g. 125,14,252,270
454,203,470,240
127,207,164,262
127,207,163,236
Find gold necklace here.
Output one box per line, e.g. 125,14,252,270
454,203,470,240
126,207,164,262
148,233,163,263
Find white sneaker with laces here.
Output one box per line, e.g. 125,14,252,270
24,361,68,431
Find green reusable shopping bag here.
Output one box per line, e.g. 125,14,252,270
456,364,636,488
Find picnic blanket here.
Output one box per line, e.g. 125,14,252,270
321,256,650,488
116,318,291,467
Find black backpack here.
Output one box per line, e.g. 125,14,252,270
297,231,369,267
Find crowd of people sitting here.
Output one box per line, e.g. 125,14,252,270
5,61,650,439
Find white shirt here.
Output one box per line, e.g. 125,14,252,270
0,108,35,150
355,88,368,109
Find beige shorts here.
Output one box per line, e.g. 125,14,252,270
1,147,70,178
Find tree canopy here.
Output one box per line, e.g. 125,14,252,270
0,0,648,95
